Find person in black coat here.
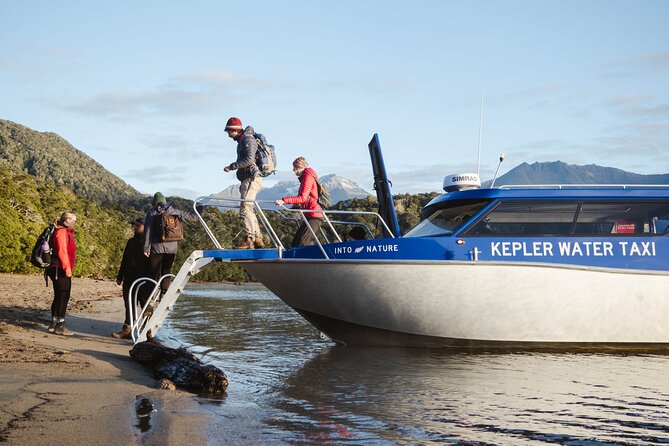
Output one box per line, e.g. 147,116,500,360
112,218,151,339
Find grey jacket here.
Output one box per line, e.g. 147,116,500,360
143,203,198,254
229,126,259,181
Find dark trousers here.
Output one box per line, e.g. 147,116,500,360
291,218,324,247
148,253,176,294
47,268,71,319
122,278,152,325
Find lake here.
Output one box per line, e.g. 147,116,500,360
158,283,669,445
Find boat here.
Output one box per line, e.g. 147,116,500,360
133,134,669,350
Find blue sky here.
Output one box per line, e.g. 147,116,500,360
1,1,668,199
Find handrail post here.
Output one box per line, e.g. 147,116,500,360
193,199,223,249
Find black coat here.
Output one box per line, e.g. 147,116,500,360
117,234,150,283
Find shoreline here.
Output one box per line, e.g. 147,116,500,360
0,273,209,445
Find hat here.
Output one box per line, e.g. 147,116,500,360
153,192,166,205
131,217,144,226
225,117,243,131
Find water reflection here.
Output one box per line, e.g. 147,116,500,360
164,284,669,445
273,348,669,444
135,396,155,433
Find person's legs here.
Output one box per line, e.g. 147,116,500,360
239,176,263,246
112,281,133,339
53,274,71,319
47,269,73,336
159,254,176,293
122,281,132,326
47,268,59,332
290,221,307,248
246,176,263,239
291,218,324,247
136,278,152,309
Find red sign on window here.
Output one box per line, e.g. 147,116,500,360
615,220,635,234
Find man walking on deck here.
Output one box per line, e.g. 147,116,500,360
223,116,264,249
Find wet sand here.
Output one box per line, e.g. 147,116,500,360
0,273,209,445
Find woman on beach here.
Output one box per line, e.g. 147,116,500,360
46,211,77,336
275,156,324,247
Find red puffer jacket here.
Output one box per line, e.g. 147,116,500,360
281,167,324,219
52,225,77,277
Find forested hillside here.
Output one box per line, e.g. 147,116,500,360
0,119,142,206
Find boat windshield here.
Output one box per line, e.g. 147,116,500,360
404,199,491,237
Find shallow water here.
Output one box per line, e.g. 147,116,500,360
159,283,669,445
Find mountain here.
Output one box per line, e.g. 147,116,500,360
486,161,669,187
208,174,373,205
0,119,142,206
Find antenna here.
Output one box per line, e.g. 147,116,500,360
476,89,483,175
490,153,505,188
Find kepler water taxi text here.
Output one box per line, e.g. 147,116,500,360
490,240,657,257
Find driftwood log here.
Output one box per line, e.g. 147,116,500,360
130,342,228,395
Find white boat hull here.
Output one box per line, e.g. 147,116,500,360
241,260,669,348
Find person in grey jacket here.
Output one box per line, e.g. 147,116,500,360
143,192,198,296
223,116,264,249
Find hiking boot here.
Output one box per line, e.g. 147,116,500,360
111,324,132,339
253,237,265,249
234,236,255,250
54,322,73,336
47,318,57,333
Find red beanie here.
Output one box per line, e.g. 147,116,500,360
225,117,243,131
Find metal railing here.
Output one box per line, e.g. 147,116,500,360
192,196,394,259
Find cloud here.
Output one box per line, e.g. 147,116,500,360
123,164,191,183
605,95,669,118
55,69,286,122
600,51,669,78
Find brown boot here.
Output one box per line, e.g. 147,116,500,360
253,237,265,249
234,236,255,249
112,324,132,339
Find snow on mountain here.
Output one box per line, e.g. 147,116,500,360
204,174,372,206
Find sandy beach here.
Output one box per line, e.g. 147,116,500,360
0,273,210,445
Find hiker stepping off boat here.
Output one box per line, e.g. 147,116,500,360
223,116,276,249
143,192,198,299
275,157,326,247
46,211,77,336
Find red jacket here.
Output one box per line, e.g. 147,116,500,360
282,167,324,219
52,225,77,277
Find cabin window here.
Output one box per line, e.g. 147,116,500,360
465,201,579,236
404,200,491,237
464,200,669,236
574,202,669,235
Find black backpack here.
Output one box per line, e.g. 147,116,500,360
30,225,57,268
254,133,277,177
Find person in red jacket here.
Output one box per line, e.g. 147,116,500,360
46,211,77,336
275,157,325,247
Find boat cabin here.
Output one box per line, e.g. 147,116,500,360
410,186,669,238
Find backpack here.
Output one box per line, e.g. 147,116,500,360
254,133,277,177
30,224,57,268
158,210,184,242
316,179,331,209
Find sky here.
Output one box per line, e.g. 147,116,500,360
1,1,668,199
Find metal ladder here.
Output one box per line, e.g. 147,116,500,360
131,250,214,343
